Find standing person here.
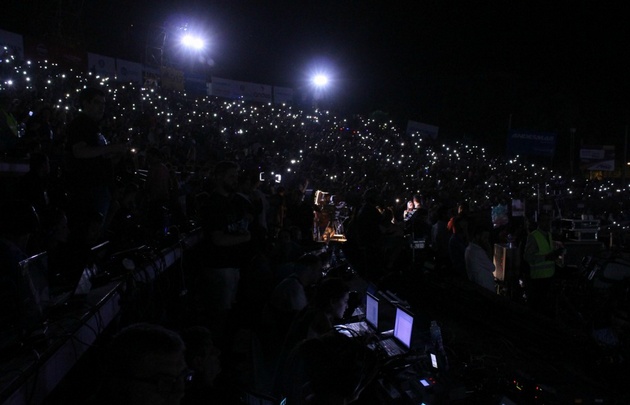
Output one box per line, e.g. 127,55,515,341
16,151,51,215
145,147,172,206
405,194,431,239
235,169,268,253
345,188,383,278
379,207,405,272
431,205,451,273
0,94,19,155
403,200,415,222
447,201,470,233
25,105,55,151
64,87,128,233
523,213,562,317
285,187,315,246
144,147,173,234
267,186,287,238
448,216,469,279
199,161,251,346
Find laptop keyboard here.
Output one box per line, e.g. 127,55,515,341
379,338,403,356
343,321,369,335
48,291,72,307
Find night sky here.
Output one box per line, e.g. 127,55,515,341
4,1,630,150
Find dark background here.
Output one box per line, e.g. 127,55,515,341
4,1,630,157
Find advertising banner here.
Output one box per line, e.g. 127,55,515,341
273,86,294,105
116,59,143,84
0,28,24,59
209,76,272,103
24,36,86,70
406,120,439,139
246,83,273,103
184,72,209,96
506,130,556,158
87,52,117,78
580,145,615,171
161,66,185,91
209,76,234,99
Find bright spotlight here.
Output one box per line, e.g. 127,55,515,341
312,74,329,87
181,34,205,50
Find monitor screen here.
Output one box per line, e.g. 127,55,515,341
366,282,378,296
18,251,49,331
393,306,414,349
365,292,379,329
74,264,97,296
430,353,438,369
89,240,110,267
20,251,50,306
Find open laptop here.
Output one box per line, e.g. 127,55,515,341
51,264,97,306
364,292,380,330
338,291,381,336
373,306,414,357
20,251,96,316
17,252,48,336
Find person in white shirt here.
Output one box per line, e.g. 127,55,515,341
257,254,324,376
465,223,496,292
270,254,322,313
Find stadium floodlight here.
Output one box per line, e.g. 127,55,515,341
304,62,335,109
312,74,329,88
180,34,205,50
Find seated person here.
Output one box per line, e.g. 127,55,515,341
280,333,379,405
88,323,189,405
179,326,237,404
465,223,496,292
284,277,350,351
272,278,351,395
257,254,324,375
269,253,323,315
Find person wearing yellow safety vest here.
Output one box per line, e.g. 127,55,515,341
523,213,563,317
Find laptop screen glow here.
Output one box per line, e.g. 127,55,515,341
393,307,414,349
20,251,50,306
365,292,379,329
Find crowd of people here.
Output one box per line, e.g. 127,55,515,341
2,45,630,403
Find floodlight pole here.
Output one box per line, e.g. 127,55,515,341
624,125,628,184
569,127,576,177
145,25,166,68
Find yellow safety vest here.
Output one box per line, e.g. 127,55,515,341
529,229,555,279
2,110,18,136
